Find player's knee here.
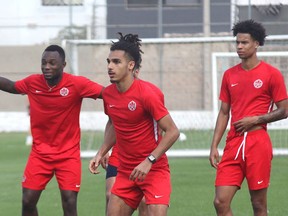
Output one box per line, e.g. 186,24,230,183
106,191,112,201
61,191,78,210
63,196,76,207
22,190,39,212
213,197,227,211
22,197,36,213
251,199,267,214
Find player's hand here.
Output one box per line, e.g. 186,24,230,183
209,147,219,169
233,116,258,134
129,159,152,182
89,155,101,174
100,152,109,170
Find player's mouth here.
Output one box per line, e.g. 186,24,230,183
108,71,115,78
43,72,53,79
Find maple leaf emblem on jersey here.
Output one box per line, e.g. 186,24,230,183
253,79,263,89
128,100,137,111
60,87,69,96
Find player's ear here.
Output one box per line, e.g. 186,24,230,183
255,41,260,49
128,60,135,71
63,61,67,68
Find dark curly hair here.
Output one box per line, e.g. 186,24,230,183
110,32,144,70
232,19,267,46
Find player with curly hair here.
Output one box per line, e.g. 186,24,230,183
209,20,288,216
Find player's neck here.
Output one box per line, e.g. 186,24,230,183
116,76,134,93
46,73,63,87
241,58,261,71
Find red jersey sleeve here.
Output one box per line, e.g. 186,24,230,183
141,83,169,121
15,75,37,94
219,70,231,104
74,76,104,99
269,67,287,103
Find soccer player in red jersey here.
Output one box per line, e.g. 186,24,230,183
101,69,164,216
209,20,288,216
0,45,104,216
89,33,180,216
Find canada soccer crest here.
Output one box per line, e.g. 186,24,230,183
60,87,69,96
128,100,137,111
253,79,263,89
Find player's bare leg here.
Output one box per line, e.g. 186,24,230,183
60,190,78,216
107,194,134,216
249,188,268,216
106,177,116,213
213,185,238,216
138,197,148,216
147,204,168,216
22,188,42,216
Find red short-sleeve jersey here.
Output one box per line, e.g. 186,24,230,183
15,72,103,159
103,79,169,170
219,61,287,138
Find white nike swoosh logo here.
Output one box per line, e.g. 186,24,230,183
109,105,115,108
76,185,81,188
231,83,238,87
35,90,42,93
257,180,263,184
154,195,163,199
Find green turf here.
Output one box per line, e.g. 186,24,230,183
0,132,287,215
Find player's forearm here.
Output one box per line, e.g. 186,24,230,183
150,125,179,160
96,142,114,160
210,112,229,149
96,119,116,158
0,77,18,94
103,120,116,148
256,104,288,125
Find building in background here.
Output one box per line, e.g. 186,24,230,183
106,0,231,38
235,0,288,35
0,0,106,45
0,0,287,45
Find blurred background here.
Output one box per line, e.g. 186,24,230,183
0,0,287,155
1,2,288,215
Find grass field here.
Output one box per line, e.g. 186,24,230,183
0,132,288,215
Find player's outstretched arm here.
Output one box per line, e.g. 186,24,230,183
0,77,18,94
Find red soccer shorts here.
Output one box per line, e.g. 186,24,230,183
22,151,81,192
215,129,273,190
111,165,171,209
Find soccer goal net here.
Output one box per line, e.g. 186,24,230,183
63,36,288,158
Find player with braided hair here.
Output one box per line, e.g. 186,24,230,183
89,32,179,216
100,68,164,216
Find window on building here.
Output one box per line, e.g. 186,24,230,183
165,0,200,7
42,0,83,6
127,0,200,8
